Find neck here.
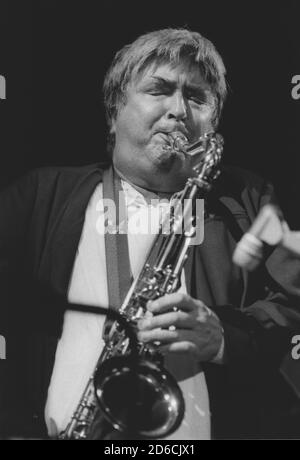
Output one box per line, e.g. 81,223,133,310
113,165,174,200
112,155,189,194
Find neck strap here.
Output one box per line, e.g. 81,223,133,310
102,165,133,313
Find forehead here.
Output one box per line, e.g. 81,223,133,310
133,60,212,91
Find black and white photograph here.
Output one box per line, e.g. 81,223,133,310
0,0,300,442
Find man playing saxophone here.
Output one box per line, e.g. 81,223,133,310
0,28,299,440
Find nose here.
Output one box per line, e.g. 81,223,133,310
166,92,187,121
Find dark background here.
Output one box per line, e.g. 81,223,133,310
1,0,300,225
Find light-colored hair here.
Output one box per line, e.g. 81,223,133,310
103,28,227,153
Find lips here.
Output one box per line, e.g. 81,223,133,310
153,133,173,153
155,129,189,143
153,132,190,155
156,132,170,142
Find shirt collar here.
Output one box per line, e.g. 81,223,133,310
113,165,179,208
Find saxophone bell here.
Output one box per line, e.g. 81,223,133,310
93,355,185,438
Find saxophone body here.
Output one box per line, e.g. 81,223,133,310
60,131,224,440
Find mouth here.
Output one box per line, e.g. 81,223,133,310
155,132,172,144
155,131,191,156
155,131,190,148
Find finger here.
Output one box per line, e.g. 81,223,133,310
147,292,205,314
159,330,223,361
137,328,180,344
138,327,200,346
159,341,198,356
138,310,195,331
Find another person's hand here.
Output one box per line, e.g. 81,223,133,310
137,292,224,362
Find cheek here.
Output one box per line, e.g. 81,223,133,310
134,98,165,126
191,108,214,134
114,107,139,137
118,100,160,132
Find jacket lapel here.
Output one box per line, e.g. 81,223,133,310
38,167,105,300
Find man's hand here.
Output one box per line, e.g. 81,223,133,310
137,292,224,362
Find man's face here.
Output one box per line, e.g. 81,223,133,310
111,60,216,191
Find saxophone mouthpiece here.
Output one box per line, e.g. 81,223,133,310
168,131,189,153
168,131,224,158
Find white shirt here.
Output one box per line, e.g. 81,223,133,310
45,180,211,439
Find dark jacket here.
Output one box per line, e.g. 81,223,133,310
0,163,300,439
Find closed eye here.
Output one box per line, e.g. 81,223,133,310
185,90,207,105
145,77,175,96
189,95,206,104
148,86,173,96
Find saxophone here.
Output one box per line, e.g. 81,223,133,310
60,131,224,440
